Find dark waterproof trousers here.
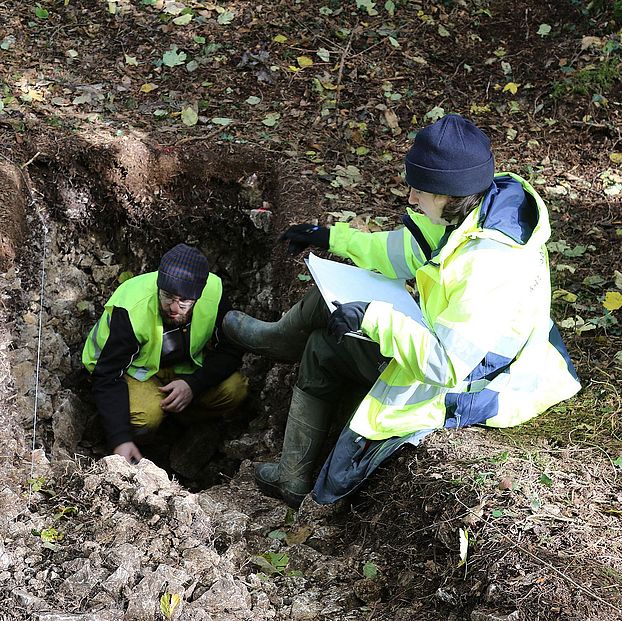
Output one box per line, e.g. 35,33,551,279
292,286,388,400
290,286,433,504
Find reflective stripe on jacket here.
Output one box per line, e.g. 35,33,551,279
329,173,581,440
82,271,222,380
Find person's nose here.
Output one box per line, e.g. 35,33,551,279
407,188,417,205
170,299,183,313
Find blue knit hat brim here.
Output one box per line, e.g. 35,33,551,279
405,153,495,196
405,114,495,197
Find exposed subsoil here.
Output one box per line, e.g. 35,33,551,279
1,0,621,620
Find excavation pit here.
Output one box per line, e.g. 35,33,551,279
1,134,313,489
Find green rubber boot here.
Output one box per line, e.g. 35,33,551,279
255,386,331,508
222,287,328,362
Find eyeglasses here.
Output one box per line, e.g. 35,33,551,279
158,290,196,311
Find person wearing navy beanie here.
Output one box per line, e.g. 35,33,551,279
405,113,495,196
222,114,581,508
83,243,249,465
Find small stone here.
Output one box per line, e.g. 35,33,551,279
290,594,322,620
498,477,513,490
353,578,382,604
471,610,520,621
249,208,272,233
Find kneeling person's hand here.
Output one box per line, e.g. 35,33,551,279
159,379,193,413
114,441,143,465
328,301,370,343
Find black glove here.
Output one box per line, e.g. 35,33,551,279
279,224,330,256
327,301,369,343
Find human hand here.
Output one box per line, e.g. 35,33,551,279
279,223,330,256
159,379,193,413
327,301,370,343
113,441,143,465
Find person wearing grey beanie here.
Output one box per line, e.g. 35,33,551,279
83,243,249,465
223,114,580,508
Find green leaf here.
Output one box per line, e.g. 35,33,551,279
363,562,379,579
537,23,552,36
438,25,450,37
612,455,622,468
539,473,553,487
246,95,261,105
385,0,395,16
53,505,78,520
317,48,330,62
424,106,445,122
173,13,192,25
194,35,206,44
159,593,181,620
552,289,577,303
35,4,49,19
491,509,504,518
262,112,280,127
39,527,64,543
297,274,312,282
490,451,509,464
355,0,378,16
284,508,296,526
181,106,198,126
1,35,16,50
28,477,46,492
603,291,622,312
117,270,134,284
252,552,290,574
211,117,233,126
251,555,280,574
217,10,235,25
583,274,605,287
355,146,369,155
186,60,199,72
273,34,288,43
162,47,187,67
297,55,314,68
267,529,287,540
124,54,138,66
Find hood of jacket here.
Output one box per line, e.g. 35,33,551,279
435,173,551,263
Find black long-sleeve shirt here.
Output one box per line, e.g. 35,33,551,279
91,297,243,449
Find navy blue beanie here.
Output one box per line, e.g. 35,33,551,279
405,114,494,196
157,244,209,300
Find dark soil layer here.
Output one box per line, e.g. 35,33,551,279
0,0,621,619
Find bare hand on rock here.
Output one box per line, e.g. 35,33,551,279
114,441,143,464
159,379,193,413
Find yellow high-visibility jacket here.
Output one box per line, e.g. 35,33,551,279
329,173,581,440
82,271,222,381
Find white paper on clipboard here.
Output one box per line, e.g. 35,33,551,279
304,253,425,339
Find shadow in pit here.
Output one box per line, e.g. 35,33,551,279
10,133,307,490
